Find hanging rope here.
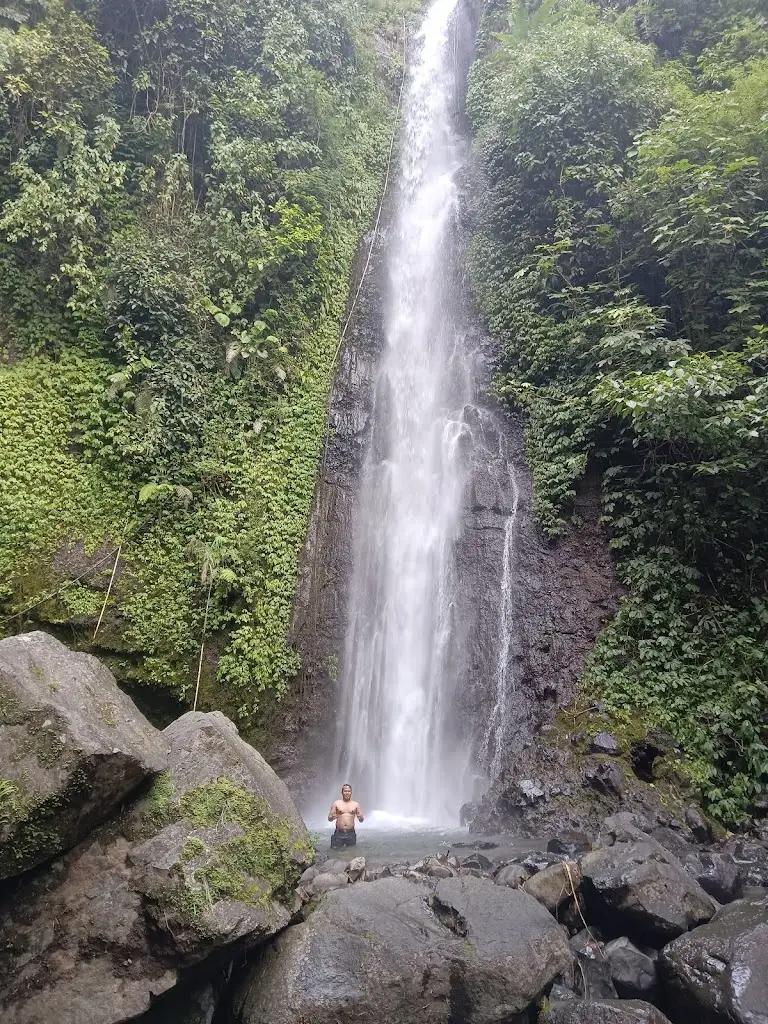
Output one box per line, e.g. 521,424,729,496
92,544,122,643
193,576,213,712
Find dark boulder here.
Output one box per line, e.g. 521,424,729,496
306,871,348,895
236,875,573,1024
523,851,564,874
659,892,768,1024
580,839,717,944
684,807,712,843
649,826,694,861
545,999,672,1023
0,711,308,1024
549,834,591,858
413,854,455,877
600,812,655,845
0,631,167,879
590,732,621,755
565,932,616,999
652,828,742,901
495,862,530,888
723,837,768,890
688,850,742,904
460,852,494,872
366,864,393,881
523,861,581,914
345,856,366,882
586,762,625,799
603,936,658,1000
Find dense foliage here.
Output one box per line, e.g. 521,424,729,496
0,0,412,725
469,0,768,820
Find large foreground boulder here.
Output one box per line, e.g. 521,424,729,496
580,839,717,944
544,1000,672,1023
0,630,167,878
0,711,309,1024
659,892,768,1024
237,875,573,1024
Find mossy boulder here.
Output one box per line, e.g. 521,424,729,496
0,630,167,879
127,712,312,947
0,711,311,1024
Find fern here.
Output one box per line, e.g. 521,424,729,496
499,0,563,47
0,2,29,28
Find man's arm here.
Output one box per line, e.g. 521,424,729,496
355,802,364,823
328,801,338,822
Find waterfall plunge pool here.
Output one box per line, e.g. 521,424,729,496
306,810,548,869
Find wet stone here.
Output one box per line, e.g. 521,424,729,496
590,733,621,756
549,834,592,858
604,936,658,1000
494,863,530,889
518,779,546,804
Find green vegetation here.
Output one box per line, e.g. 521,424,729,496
177,776,301,907
470,0,768,821
136,772,309,921
0,0,410,727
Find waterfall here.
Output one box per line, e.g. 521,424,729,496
483,473,520,780
335,0,472,823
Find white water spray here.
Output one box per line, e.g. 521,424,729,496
483,473,520,779
336,0,471,823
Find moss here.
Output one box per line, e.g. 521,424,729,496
99,701,118,728
133,772,308,925
539,704,694,820
0,678,23,724
0,778,21,827
10,711,73,771
0,765,90,876
177,777,301,908
181,836,207,863
140,770,175,833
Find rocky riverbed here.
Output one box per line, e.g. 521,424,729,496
1,633,767,1024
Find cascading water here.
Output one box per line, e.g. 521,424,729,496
335,0,472,823
483,475,520,780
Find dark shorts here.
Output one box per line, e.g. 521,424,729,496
330,829,356,849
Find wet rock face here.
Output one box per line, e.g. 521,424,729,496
0,630,167,879
0,711,308,1024
237,875,573,1024
461,714,698,840
659,892,768,1024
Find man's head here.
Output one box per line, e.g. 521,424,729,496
341,784,352,801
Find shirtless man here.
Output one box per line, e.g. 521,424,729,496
328,784,364,849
